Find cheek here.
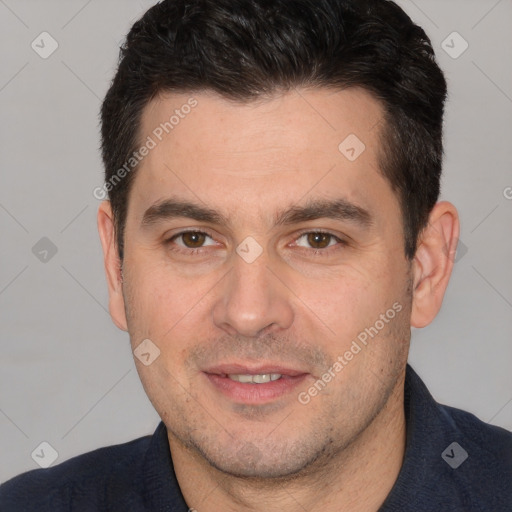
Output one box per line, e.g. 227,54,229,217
298,267,376,318
292,260,406,347
124,262,216,344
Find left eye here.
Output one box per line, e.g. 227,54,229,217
294,232,340,249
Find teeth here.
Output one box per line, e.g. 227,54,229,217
228,373,282,384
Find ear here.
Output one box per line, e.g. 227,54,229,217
410,201,460,328
97,201,128,331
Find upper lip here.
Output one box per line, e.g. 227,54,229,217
203,363,308,377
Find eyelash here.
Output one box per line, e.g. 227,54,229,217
165,229,348,257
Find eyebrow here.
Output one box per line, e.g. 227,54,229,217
141,197,373,230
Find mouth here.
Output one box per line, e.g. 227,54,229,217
203,363,310,404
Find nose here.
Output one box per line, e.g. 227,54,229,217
212,249,294,338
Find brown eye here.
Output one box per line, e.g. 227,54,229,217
293,231,346,254
306,232,333,249
166,230,219,257
180,231,207,248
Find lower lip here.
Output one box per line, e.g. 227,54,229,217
204,373,309,404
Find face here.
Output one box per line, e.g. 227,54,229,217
110,87,414,478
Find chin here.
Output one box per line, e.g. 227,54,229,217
189,435,328,481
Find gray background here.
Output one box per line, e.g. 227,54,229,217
0,0,511,483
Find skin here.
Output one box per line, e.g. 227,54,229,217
98,87,459,511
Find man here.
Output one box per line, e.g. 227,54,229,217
1,0,510,510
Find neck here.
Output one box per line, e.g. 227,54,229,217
169,373,407,512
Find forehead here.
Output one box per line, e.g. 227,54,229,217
139,87,383,160
128,87,397,229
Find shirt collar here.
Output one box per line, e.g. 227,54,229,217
142,421,188,511
379,364,462,510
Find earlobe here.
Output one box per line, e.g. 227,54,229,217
410,201,460,328
97,201,128,332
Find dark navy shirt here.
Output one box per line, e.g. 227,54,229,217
1,365,511,511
